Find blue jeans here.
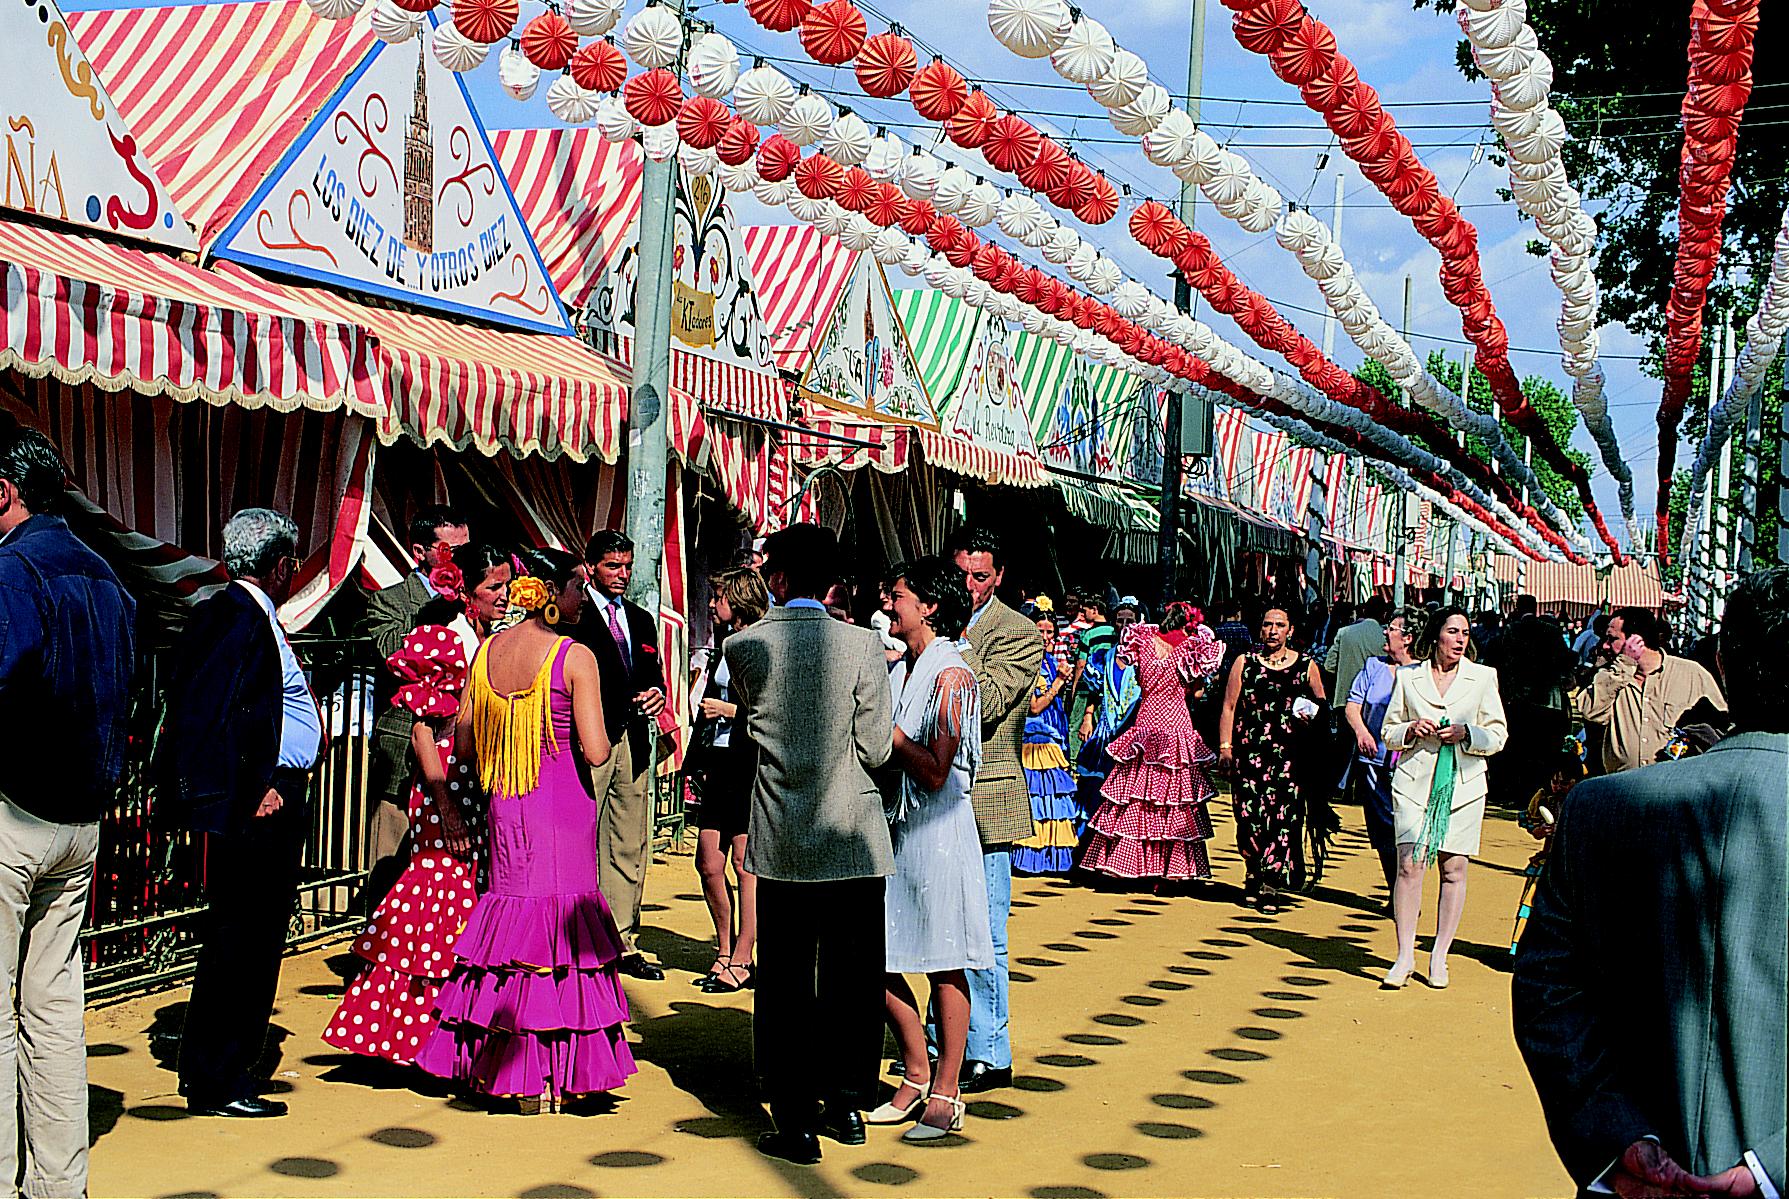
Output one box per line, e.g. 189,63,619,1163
928,848,1012,1070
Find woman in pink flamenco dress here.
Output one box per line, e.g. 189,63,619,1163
325,625,482,1065
415,550,638,1111
1078,603,1227,889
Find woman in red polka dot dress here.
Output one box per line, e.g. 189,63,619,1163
324,624,483,1065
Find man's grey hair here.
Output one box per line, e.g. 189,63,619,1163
221,508,299,580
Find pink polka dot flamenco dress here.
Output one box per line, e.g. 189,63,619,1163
324,626,483,1065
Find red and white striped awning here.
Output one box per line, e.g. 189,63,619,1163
742,224,859,375
915,428,1050,488
494,128,784,423
1493,557,1666,609
787,399,912,473
2,220,382,418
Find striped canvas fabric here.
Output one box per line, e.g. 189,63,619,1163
1007,329,1140,481
890,288,986,405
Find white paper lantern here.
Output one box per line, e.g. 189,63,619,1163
432,24,488,73
622,5,684,70
1506,107,1566,164
679,141,720,177
735,65,796,127
1493,53,1553,111
1088,256,1122,295
872,227,910,265
1204,156,1251,206
1460,0,1527,50
641,122,680,163
498,45,540,101
814,203,852,238
754,175,794,206
931,166,973,215
1236,183,1281,232
900,242,930,276
1142,108,1198,167
565,0,624,37
923,255,955,289
1050,17,1115,85
370,0,422,43
688,32,741,100
987,0,1073,59
959,181,999,228
780,92,833,147
1021,210,1058,250
1473,32,1538,83
864,133,906,182
787,192,828,224
1275,208,1326,254
1065,240,1097,283
822,111,873,166
900,150,942,200
718,158,760,193
1043,224,1079,264
997,193,1046,242
596,94,637,142
1087,48,1148,109
304,0,362,22
1109,83,1170,136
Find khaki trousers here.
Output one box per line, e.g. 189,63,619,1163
0,799,100,1199
590,733,651,955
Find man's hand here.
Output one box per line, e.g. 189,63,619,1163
635,688,667,718
1606,1138,1738,1198
1618,634,1648,665
253,787,283,819
1694,1162,1762,1197
1355,729,1380,757
698,697,735,721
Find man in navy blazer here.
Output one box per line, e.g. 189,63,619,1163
1514,568,1786,1198
158,508,322,1119
0,426,136,1197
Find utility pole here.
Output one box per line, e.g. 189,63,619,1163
1159,0,1205,608
1392,275,1412,606
1304,171,1343,599
620,0,688,618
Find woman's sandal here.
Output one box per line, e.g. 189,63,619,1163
1259,889,1281,916
700,962,754,994
866,1078,930,1124
901,1093,964,1142
692,957,730,988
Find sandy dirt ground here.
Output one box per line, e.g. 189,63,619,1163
83,800,1572,1199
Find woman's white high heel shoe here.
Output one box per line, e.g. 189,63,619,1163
901,1093,964,1142
865,1080,928,1125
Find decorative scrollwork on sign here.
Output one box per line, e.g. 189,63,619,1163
436,126,495,230
333,94,397,198
488,253,551,316
104,129,160,232
46,22,104,122
254,189,340,265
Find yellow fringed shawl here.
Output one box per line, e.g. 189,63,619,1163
467,638,565,799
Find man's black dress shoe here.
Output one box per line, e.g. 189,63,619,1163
189,1096,288,1118
617,954,665,981
958,1061,1013,1093
819,1107,866,1145
756,1130,821,1165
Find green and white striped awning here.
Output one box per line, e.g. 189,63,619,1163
1008,330,1144,479
890,288,986,402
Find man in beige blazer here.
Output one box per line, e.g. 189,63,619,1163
944,527,1044,1094
724,524,894,1165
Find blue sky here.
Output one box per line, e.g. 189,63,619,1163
70,0,1686,543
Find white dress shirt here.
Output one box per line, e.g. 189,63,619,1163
236,580,323,770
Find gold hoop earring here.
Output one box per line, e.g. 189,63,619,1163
542,602,560,626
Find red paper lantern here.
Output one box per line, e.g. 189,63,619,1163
1232,0,1303,55
1128,200,1179,254
981,114,1043,175
900,196,937,235
452,0,517,43
835,166,879,212
717,118,761,166
944,90,1000,149
799,0,867,65
1017,137,1072,193
623,69,684,127
793,153,846,200
868,182,906,228
972,243,1006,283
1326,83,1383,138
1268,17,1336,85
1093,306,1121,338
744,0,811,33
1342,122,1400,166
944,234,978,269
1299,58,1358,111
393,0,438,13
1077,173,1119,225
855,33,917,98
519,12,578,70
677,96,732,149
1048,160,1097,212
757,134,802,181
1700,7,1759,55
925,213,967,254
569,40,627,93
1691,46,1754,87
910,58,969,121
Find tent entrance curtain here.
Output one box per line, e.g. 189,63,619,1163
1,373,375,640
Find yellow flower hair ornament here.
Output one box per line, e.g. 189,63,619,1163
508,575,551,613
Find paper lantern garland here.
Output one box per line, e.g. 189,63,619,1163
623,68,684,127
569,40,627,93
799,0,868,65
910,59,970,121
856,33,918,98
450,0,514,43
498,44,540,99
621,4,684,69
520,12,578,70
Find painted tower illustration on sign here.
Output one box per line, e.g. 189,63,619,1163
403,42,432,253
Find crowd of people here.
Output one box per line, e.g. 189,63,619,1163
0,416,1780,1193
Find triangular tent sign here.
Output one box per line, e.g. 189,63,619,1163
1,0,195,250
215,17,571,336
947,320,1042,466
802,260,937,428
1124,384,1167,489
1039,354,1115,478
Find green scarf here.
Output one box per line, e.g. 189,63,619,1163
1415,718,1457,866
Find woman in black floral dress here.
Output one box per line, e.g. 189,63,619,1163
1218,608,1325,913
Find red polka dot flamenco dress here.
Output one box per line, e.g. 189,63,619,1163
325,626,483,1065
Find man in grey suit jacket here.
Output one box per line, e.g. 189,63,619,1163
724,524,894,1165
941,527,1043,1094
1513,568,1787,1199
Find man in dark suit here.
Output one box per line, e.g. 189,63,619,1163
359,504,468,911
724,524,894,1164
159,508,323,1118
0,427,136,1197
570,529,668,980
1514,568,1787,1198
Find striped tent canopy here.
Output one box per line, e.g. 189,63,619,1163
1008,329,1141,483
742,225,860,376
1493,557,1666,610
495,130,784,421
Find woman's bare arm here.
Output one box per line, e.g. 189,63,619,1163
563,643,613,769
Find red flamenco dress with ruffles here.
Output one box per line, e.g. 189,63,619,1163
325,626,482,1064
415,637,636,1101
1079,622,1227,881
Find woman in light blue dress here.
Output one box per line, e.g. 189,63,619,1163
867,558,992,1143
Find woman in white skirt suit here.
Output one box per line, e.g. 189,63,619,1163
1380,608,1507,990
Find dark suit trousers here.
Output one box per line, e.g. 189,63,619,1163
755,877,886,1121
178,770,310,1104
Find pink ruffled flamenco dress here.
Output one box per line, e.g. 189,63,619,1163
415,637,637,1103
1079,621,1227,882
325,625,482,1065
